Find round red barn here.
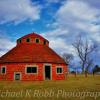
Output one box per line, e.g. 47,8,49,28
0,32,68,81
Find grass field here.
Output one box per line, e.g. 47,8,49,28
0,75,100,100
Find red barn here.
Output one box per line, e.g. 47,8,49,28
0,33,67,81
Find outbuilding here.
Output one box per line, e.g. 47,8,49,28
0,32,67,81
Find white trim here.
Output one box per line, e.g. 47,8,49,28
56,66,63,74
14,72,22,80
43,64,52,80
25,65,38,74
1,66,6,74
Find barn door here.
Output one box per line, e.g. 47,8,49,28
44,65,51,80
14,72,21,80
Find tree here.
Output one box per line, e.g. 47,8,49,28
93,65,100,75
72,35,97,76
62,53,74,77
62,53,74,65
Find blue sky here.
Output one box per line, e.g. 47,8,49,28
0,0,100,66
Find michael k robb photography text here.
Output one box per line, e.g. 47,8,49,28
0,88,100,99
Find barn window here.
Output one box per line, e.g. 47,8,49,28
56,67,63,74
1,66,6,74
26,38,30,42
35,38,39,43
26,66,37,74
18,39,21,43
44,40,46,45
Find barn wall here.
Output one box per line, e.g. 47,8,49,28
52,63,67,80
0,63,67,81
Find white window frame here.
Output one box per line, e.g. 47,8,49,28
1,66,6,74
25,65,38,74
56,66,63,74
14,72,22,81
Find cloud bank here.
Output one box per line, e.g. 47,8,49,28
0,33,15,56
0,0,41,24
44,0,100,55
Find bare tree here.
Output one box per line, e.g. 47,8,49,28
62,53,74,65
62,53,74,77
72,35,97,76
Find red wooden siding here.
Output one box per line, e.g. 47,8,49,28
0,63,67,81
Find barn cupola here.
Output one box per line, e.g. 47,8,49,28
17,32,49,46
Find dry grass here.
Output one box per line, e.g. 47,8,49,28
0,74,100,100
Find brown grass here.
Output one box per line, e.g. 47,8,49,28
0,74,100,100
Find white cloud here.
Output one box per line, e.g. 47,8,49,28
56,0,100,29
42,31,76,57
44,28,69,37
90,33,100,42
54,0,100,41
56,0,99,21
0,36,15,56
0,0,41,24
42,0,100,59
50,38,75,55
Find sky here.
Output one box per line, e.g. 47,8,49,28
0,0,100,68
